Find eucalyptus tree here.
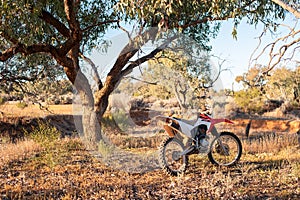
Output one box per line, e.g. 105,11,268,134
140,51,219,110
0,54,65,101
250,0,300,78
0,0,287,147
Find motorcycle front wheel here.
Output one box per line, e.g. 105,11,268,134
208,132,242,166
159,137,188,176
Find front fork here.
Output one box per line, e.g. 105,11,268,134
214,139,230,156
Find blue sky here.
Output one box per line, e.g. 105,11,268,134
210,20,265,89
211,15,300,90
91,14,299,91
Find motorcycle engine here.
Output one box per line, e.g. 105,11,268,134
195,124,209,153
194,124,208,148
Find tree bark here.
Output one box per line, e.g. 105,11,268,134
73,70,103,148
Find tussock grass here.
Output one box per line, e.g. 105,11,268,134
0,140,41,167
242,132,298,154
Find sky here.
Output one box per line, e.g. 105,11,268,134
211,15,300,90
210,20,266,90
91,14,300,91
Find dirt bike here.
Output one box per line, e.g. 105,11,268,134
156,112,242,176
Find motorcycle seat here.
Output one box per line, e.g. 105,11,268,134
174,117,197,126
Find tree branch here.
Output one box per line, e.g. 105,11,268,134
264,36,300,74
120,35,178,77
271,0,300,19
175,1,256,29
103,28,160,83
40,10,70,37
250,24,300,76
124,76,158,85
79,52,103,90
175,16,229,29
82,20,119,32
0,43,56,62
64,0,79,32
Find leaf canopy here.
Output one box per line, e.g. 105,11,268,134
117,0,286,45
0,0,117,52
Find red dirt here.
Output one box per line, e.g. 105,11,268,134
0,104,299,143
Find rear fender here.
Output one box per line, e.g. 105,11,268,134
163,125,175,137
156,115,180,137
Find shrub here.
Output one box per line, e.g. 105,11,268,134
27,121,61,167
98,140,115,158
0,97,6,105
28,121,60,148
234,88,265,114
16,101,28,109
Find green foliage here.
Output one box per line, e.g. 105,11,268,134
234,88,265,114
0,53,69,104
102,112,129,133
98,140,115,158
16,101,28,109
0,0,290,123
117,0,286,45
235,66,300,113
265,66,300,104
133,83,172,99
0,0,116,102
27,121,62,167
28,121,60,148
0,96,6,105
0,0,117,52
235,66,267,88
112,110,130,131
27,79,73,102
139,51,213,109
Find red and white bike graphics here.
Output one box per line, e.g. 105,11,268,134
157,113,242,176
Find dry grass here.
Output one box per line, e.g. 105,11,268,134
0,104,73,117
0,105,299,199
0,134,299,199
242,133,299,154
0,140,41,167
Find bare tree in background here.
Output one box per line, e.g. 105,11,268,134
250,0,300,78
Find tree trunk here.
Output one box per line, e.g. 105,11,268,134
81,105,102,149
174,84,187,111
73,70,103,149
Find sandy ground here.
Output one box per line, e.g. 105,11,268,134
0,103,73,118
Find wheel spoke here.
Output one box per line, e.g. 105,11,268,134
208,132,242,166
165,141,184,171
159,137,188,176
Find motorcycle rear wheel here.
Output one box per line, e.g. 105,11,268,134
159,137,188,176
208,132,242,166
